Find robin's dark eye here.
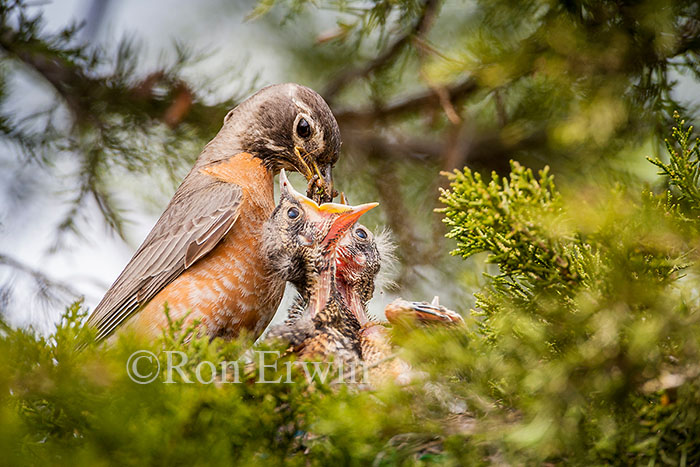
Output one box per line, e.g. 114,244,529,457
355,228,367,240
287,207,300,219
296,118,311,138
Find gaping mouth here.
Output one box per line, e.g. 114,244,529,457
385,299,465,326
320,202,378,251
335,277,370,326
278,169,377,244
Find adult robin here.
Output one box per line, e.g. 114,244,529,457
88,83,341,341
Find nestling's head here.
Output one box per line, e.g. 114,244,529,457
332,218,396,326
385,296,464,327
226,83,340,202
335,224,381,304
262,170,377,295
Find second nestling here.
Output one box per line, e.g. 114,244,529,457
263,171,463,386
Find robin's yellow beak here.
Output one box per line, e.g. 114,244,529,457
280,168,345,212
292,146,315,180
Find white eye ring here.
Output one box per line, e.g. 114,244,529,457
355,227,368,240
296,118,311,138
293,113,314,139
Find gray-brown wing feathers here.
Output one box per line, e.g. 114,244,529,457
87,181,242,340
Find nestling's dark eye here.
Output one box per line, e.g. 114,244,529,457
355,227,367,240
287,207,300,219
296,118,311,138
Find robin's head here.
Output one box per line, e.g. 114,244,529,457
225,83,340,202
385,297,464,327
262,170,377,295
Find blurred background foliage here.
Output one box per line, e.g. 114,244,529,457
2,0,700,462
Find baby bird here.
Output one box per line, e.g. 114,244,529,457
329,217,464,384
263,172,377,365
330,222,413,384
385,296,464,328
332,193,462,331
264,180,462,384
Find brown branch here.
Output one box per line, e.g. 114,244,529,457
334,76,479,125
342,126,547,174
372,156,427,288
0,253,82,299
671,17,700,57
342,129,439,162
493,89,507,128
0,44,87,120
323,0,441,102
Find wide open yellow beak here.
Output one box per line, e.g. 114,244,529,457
279,169,377,249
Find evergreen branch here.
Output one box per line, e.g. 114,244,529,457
0,27,229,134
334,76,478,124
323,0,441,101
0,253,82,302
647,111,700,221
0,1,241,239
438,161,579,289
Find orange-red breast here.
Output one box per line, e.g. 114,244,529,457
87,84,340,341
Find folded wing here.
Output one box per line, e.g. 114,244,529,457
87,180,242,340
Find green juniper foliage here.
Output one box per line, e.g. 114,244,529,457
2,0,700,461
648,111,700,226
434,115,700,463
3,118,700,465
438,162,578,287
